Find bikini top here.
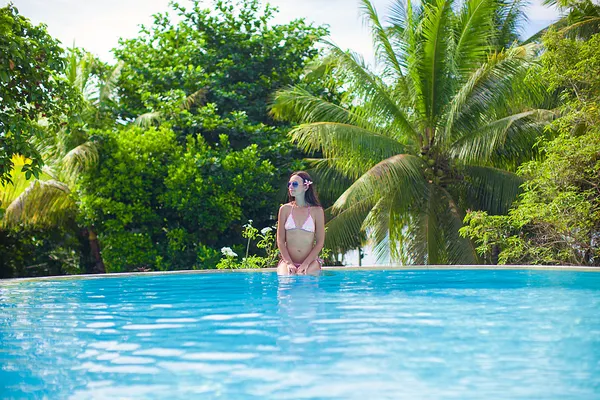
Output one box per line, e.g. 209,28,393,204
284,207,315,233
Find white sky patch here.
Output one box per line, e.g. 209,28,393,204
9,0,559,64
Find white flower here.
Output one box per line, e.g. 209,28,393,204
220,247,237,257
261,227,273,235
248,219,253,224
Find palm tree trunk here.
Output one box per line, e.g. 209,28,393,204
88,228,105,273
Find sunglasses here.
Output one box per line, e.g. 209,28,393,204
287,181,301,188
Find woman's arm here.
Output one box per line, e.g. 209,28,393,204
299,207,325,269
276,204,295,264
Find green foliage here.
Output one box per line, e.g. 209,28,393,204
0,226,85,278
112,0,329,209
461,32,600,265
162,134,277,245
216,220,279,269
0,4,80,186
0,45,119,275
540,30,600,102
114,0,328,125
461,128,600,265
78,126,277,272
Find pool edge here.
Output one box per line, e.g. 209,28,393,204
2,264,598,283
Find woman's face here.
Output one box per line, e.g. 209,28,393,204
288,175,306,198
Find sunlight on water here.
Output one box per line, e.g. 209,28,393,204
1,270,599,399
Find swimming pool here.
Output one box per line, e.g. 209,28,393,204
1,269,599,399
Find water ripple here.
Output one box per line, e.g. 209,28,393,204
1,270,599,399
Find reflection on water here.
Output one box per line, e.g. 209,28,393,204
1,270,599,399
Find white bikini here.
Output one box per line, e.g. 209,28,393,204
283,206,322,268
284,207,315,232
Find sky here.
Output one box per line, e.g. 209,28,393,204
8,0,560,66
6,0,560,265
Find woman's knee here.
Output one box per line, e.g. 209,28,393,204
306,259,321,274
277,260,295,275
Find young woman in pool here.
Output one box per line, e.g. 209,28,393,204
276,171,325,275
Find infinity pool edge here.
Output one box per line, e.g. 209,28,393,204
2,264,598,283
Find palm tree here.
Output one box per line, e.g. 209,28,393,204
0,48,123,273
271,0,552,264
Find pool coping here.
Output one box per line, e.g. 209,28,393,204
1,264,598,282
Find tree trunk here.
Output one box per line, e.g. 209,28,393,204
491,244,500,265
88,228,105,273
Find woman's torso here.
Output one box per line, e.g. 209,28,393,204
284,204,317,264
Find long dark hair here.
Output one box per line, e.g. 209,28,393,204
288,171,322,207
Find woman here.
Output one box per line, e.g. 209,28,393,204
276,171,325,275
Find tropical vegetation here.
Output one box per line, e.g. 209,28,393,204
461,29,600,265
272,0,551,264
1,0,599,277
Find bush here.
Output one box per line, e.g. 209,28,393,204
78,125,278,272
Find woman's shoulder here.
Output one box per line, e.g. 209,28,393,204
279,203,294,213
310,205,324,217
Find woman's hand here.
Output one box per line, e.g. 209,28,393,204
286,262,298,275
296,261,310,275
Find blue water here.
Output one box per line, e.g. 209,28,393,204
1,269,599,399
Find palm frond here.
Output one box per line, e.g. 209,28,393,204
98,60,124,105
388,0,425,115
402,183,477,264
448,109,552,165
325,44,421,142
134,111,162,127
3,180,74,228
289,122,407,170
359,0,406,81
521,16,569,44
333,154,425,211
420,0,453,125
362,194,401,263
388,0,421,33
363,196,393,245
324,198,376,251
271,85,357,125
62,141,100,183
304,158,355,204
494,0,528,49
559,15,600,36
524,13,600,43
441,44,539,143
461,165,524,214
452,0,495,76
181,88,207,110
65,47,94,95
325,154,427,263
403,184,444,264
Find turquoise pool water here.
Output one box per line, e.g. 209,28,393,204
1,269,599,399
